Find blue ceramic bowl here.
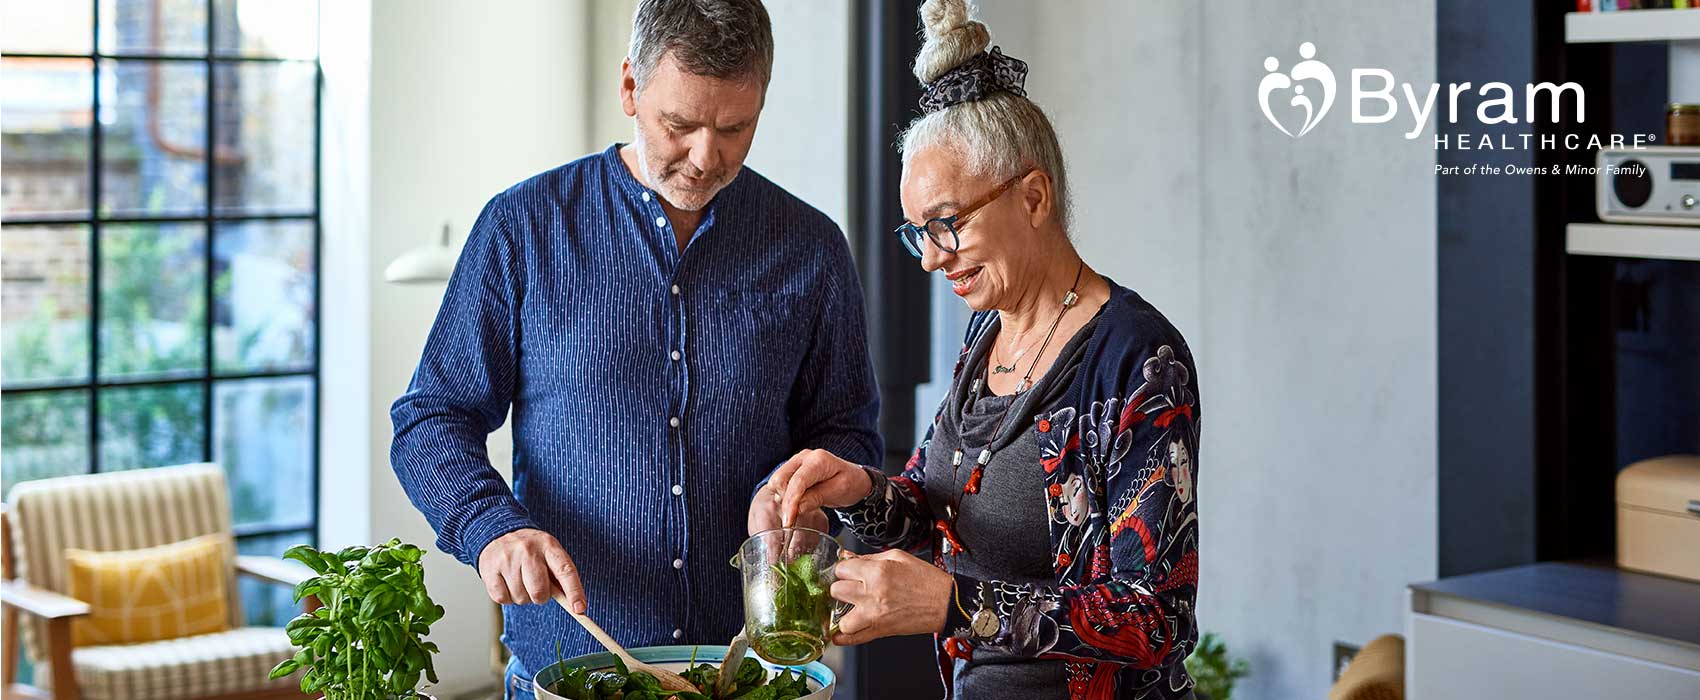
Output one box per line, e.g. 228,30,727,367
531,645,835,700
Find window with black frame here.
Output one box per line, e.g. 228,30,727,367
0,0,320,634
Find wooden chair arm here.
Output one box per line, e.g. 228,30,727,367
235,555,315,587
0,581,90,620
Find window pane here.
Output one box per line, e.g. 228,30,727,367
0,0,93,54
214,376,310,528
99,59,206,217
96,381,203,470
214,220,313,373
2,58,93,218
236,530,311,627
213,0,316,59
99,0,208,56
213,61,314,214
1,390,91,497
2,225,91,384
99,222,206,380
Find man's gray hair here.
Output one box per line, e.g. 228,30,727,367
629,0,774,94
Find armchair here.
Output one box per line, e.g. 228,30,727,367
2,464,318,700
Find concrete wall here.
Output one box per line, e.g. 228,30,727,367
958,2,1440,698
1198,2,1438,697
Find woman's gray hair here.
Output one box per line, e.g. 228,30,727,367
629,0,774,95
901,0,1071,230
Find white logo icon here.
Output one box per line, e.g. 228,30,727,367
1259,42,1336,138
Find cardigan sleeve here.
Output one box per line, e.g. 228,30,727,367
943,335,1201,670
833,312,997,555
830,419,939,554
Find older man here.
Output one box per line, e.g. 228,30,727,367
388,1,877,696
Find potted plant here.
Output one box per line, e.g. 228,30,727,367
1184,632,1250,700
268,539,446,699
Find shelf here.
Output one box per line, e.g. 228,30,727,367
1568,222,1700,261
1566,9,1700,43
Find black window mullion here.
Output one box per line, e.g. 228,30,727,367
202,0,216,465
1,368,318,397
310,19,324,548
0,52,311,64
235,522,315,539
1,212,318,227
87,0,103,475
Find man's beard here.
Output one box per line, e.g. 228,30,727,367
632,129,728,212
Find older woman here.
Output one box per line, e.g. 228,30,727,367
756,1,1201,699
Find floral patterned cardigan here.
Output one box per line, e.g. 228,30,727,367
835,281,1202,700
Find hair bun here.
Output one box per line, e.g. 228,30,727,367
914,0,991,85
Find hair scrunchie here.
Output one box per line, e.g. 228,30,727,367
918,45,1028,114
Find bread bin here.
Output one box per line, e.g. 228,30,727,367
1616,454,1700,583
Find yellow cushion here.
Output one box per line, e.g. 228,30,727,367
64,534,232,646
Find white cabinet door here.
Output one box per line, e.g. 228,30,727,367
1408,613,1700,700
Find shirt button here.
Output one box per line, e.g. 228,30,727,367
671,284,681,296
669,416,680,428
670,350,681,361
672,558,684,570
641,191,651,202
655,215,667,228
671,484,684,496
672,629,683,640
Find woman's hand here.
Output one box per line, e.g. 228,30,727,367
829,549,954,645
769,448,875,528
747,482,830,535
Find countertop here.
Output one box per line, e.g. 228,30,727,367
1410,561,1700,648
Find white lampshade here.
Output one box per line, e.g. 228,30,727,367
385,223,457,284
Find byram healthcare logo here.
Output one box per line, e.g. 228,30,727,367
1256,41,1654,151
1259,42,1335,138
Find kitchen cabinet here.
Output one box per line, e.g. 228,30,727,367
1406,562,1700,699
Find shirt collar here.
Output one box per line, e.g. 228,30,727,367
603,142,737,238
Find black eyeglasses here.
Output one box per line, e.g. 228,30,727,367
892,168,1034,258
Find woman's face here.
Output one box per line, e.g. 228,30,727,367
900,145,1043,312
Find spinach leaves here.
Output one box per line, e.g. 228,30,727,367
751,553,830,665
546,654,810,700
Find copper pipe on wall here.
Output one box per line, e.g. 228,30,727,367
140,0,243,165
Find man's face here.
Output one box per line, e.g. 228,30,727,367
621,52,764,212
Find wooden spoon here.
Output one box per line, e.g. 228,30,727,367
553,594,698,693
714,626,749,697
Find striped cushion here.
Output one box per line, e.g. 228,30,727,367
70,627,301,700
6,463,243,663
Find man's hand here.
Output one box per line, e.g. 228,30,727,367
477,528,586,612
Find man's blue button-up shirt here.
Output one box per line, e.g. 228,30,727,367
390,144,879,677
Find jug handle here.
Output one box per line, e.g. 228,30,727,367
828,599,854,639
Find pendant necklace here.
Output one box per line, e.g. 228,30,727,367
939,261,1085,557
990,343,1027,375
